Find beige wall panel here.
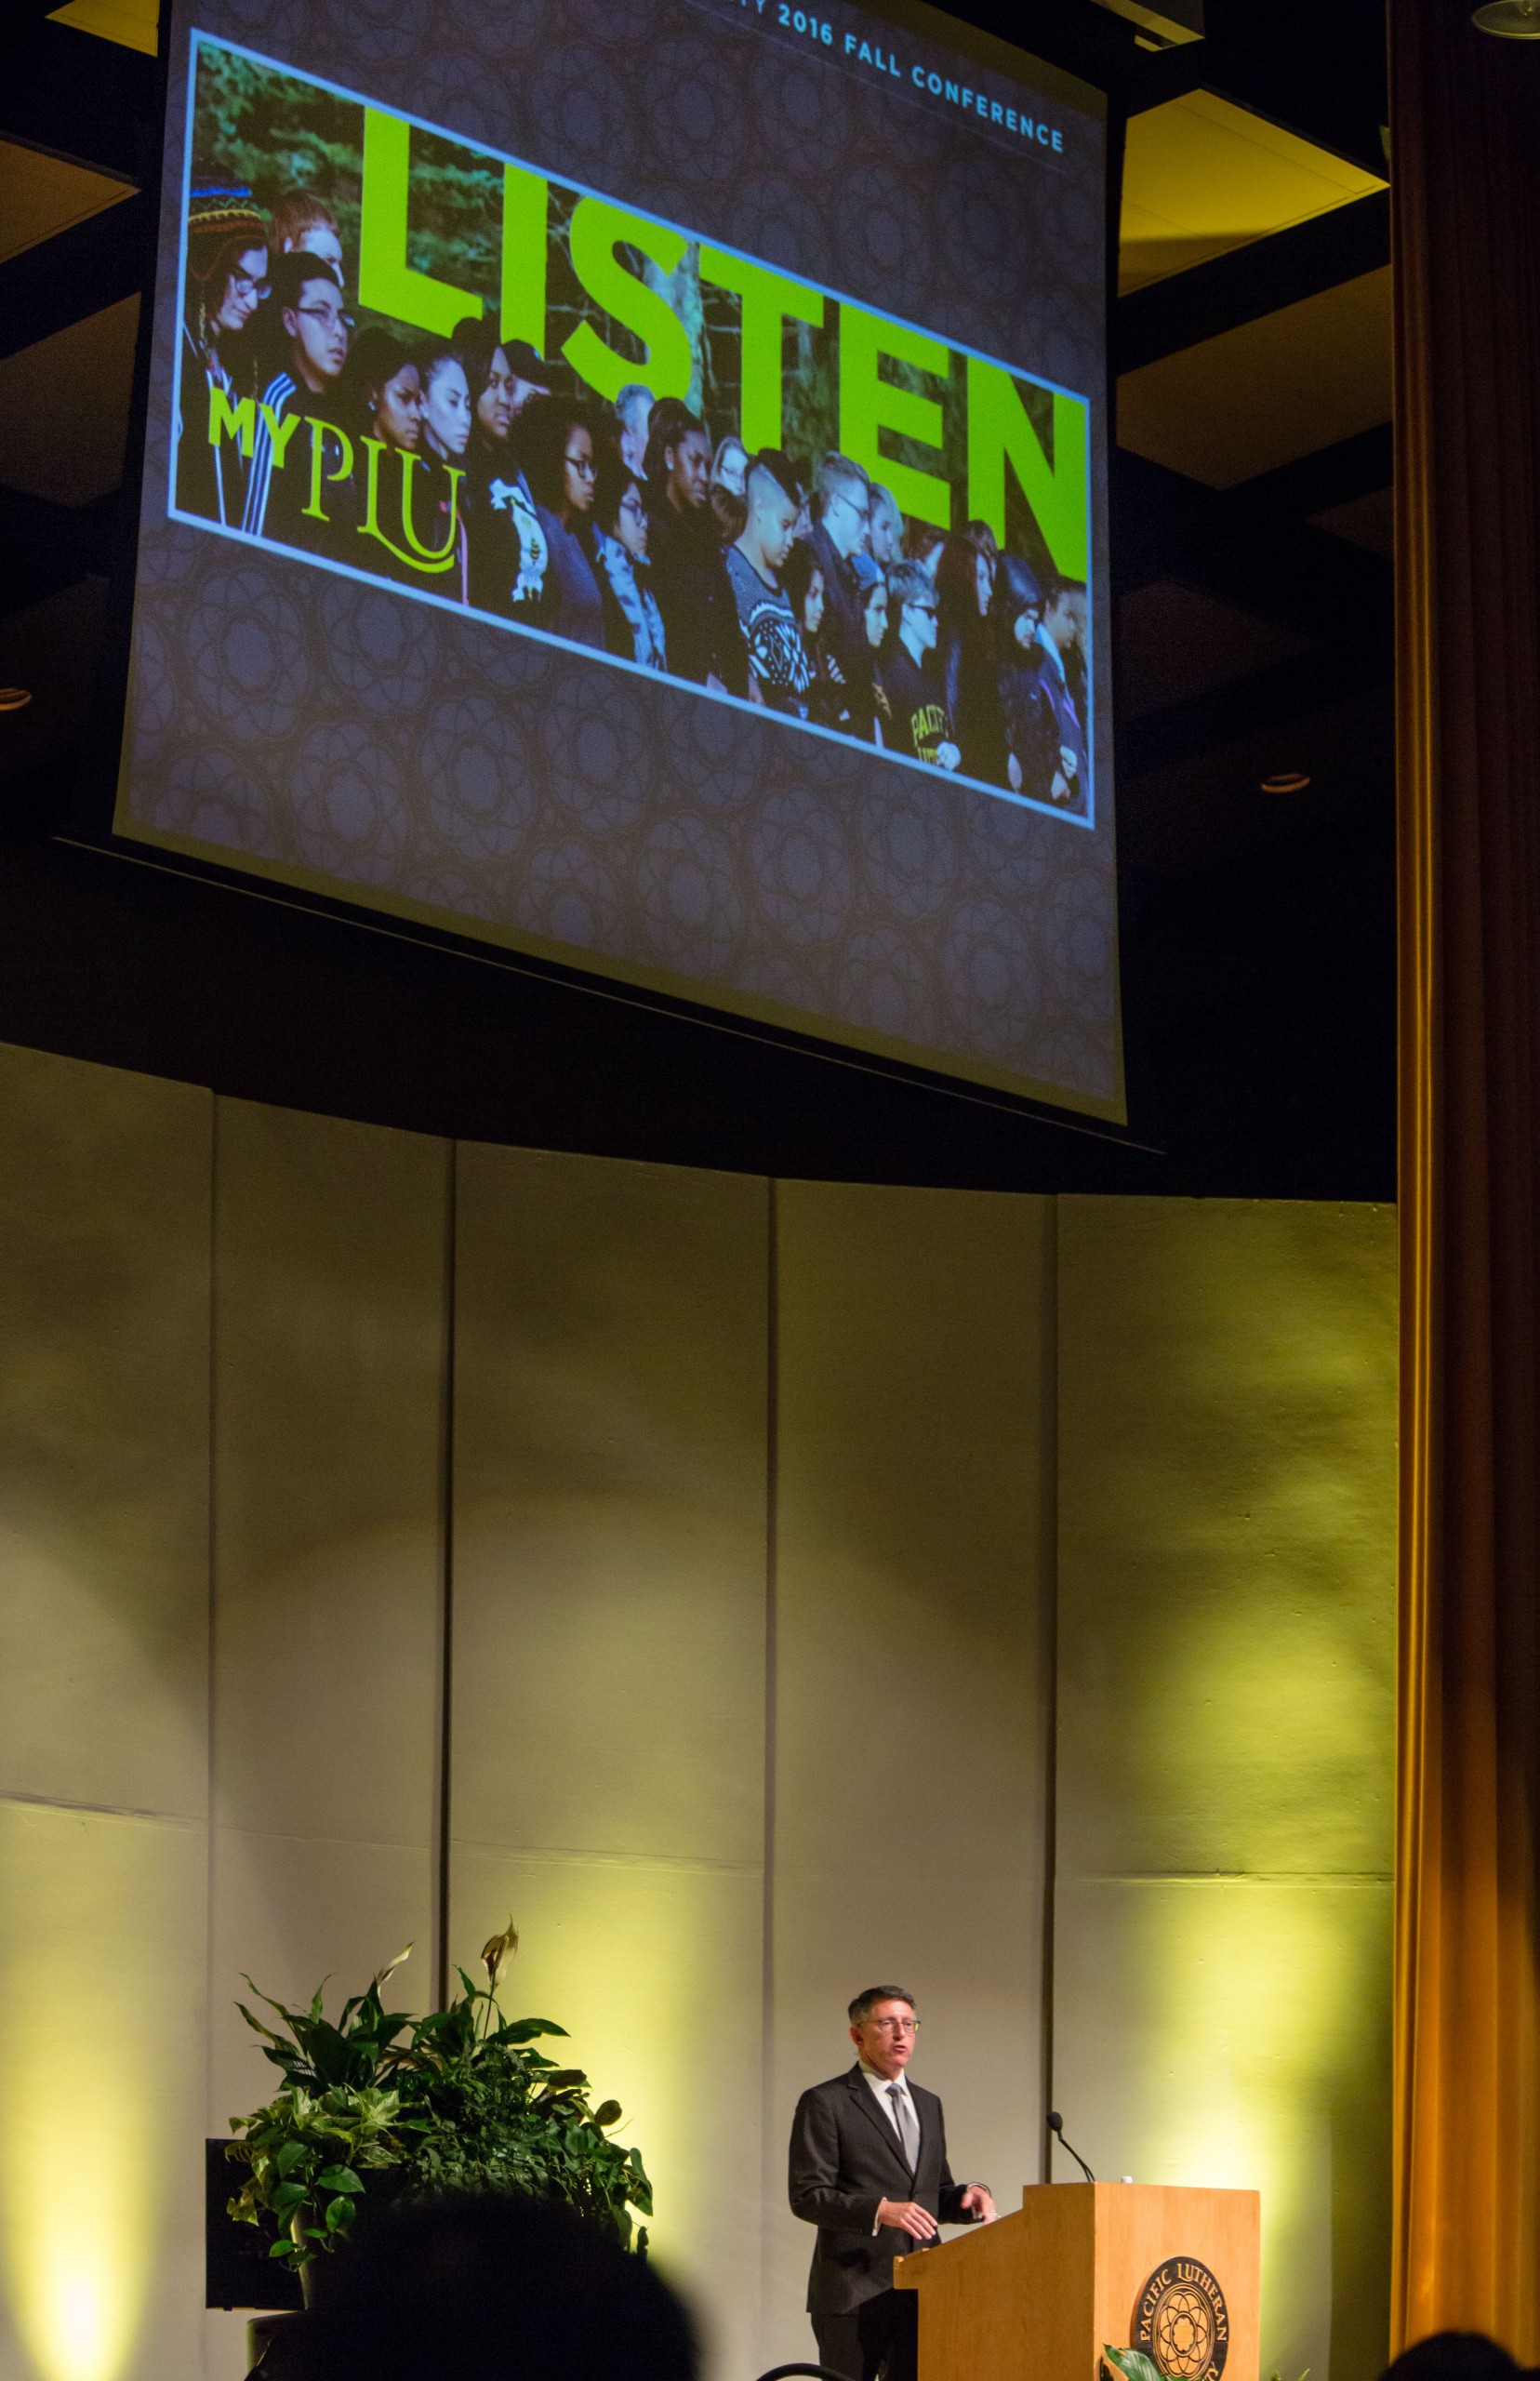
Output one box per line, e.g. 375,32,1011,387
769,1182,1055,2370
0,1802,207,2381
208,1099,446,2136
449,1145,769,2381
451,1843,763,2373
1054,1197,1396,2381
0,1040,210,1818
0,1040,210,2381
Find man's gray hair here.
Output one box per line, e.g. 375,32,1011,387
848,1985,916,2025
816,451,870,517
615,381,654,421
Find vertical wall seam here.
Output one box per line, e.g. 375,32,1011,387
432,1137,458,2011
1040,1194,1061,2182
205,1095,220,2158
760,1175,780,2357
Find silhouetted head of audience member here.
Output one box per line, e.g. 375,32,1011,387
1380,2336,1527,2381
293,2194,697,2381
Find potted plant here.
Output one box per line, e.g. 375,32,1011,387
225,1922,652,2303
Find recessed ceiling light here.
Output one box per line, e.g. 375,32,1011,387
1473,0,1540,34
0,687,33,713
1260,769,1311,793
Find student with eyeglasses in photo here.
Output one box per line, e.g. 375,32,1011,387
808,455,877,740
177,186,268,526
592,448,667,671
243,249,352,552
521,394,606,648
883,561,962,770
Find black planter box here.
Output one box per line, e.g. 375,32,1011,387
206,2140,304,2311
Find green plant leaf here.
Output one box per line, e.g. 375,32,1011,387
268,2239,295,2260
315,2167,364,2193
1106,2348,1165,2381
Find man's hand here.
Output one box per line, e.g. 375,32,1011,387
960,2185,996,2224
878,2198,939,2242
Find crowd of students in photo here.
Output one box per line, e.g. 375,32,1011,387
179,183,1090,805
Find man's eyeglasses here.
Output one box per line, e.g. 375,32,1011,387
230,269,270,301
866,2016,920,2034
834,490,870,526
297,303,353,331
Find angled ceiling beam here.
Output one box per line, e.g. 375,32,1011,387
1116,187,1389,372
1124,41,1387,178
0,190,150,363
1113,446,1391,633
1117,629,1392,777
0,21,160,183
1230,421,1392,517
0,487,121,620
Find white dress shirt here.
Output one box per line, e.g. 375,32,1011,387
859,2059,919,2148
860,2058,921,2232
857,2059,985,2234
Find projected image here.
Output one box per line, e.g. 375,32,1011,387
174,39,1091,814
122,0,1118,1117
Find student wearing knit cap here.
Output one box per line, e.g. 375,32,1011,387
176,185,267,525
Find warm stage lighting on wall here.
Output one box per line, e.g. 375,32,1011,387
0,1791,194,2381
1259,771,1312,794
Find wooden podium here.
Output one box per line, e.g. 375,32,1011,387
895,2184,1259,2381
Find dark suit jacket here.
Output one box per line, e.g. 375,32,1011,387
789,2064,970,2314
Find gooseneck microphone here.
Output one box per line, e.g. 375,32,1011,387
1046,2110,1096,2183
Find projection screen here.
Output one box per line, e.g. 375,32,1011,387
115,0,1120,1118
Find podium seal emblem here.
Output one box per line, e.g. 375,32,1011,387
1132,2257,1229,2381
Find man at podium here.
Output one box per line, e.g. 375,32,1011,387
789,1986,995,2381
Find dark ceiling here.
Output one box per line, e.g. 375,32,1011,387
0,0,1396,1199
